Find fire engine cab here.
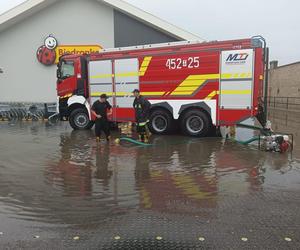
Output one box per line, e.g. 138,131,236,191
56,36,268,137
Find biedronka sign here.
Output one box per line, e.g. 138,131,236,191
36,35,102,66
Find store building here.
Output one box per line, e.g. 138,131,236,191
0,0,202,102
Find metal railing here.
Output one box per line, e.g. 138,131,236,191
267,96,300,111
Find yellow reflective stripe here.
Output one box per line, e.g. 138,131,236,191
141,92,165,96
91,91,164,97
176,81,208,87
115,72,139,77
139,56,152,76
170,74,221,96
141,56,152,67
220,90,251,95
91,72,252,80
91,74,113,79
171,77,207,96
90,72,253,98
205,90,218,100
60,93,73,99
170,91,195,96
91,92,115,97
204,89,251,99
221,73,252,79
174,86,200,91
187,74,220,80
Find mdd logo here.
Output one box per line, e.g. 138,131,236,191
226,53,249,64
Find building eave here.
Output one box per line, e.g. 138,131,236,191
0,0,204,41
0,0,57,33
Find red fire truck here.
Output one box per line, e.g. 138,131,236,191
56,36,268,137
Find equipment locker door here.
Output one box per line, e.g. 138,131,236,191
114,58,139,120
89,60,114,107
219,49,254,109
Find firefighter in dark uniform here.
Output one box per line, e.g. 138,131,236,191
91,94,112,142
132,89,151,142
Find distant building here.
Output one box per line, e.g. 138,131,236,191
269,60,300,98
0,0,202,102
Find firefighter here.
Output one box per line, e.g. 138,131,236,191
91,94,112,142
132,89,151,142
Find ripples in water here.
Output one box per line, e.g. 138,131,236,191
0,121,299,226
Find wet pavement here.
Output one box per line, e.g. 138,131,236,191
0,115,300,249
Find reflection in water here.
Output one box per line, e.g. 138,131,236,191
0,122,299,228
46,131,95,197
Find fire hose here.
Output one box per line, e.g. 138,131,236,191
233,136,260,145
116,137,153,147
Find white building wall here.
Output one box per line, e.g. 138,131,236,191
0,0,114,102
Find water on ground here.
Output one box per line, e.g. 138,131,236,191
0,111,299,249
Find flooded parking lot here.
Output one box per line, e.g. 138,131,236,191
0,114,300,249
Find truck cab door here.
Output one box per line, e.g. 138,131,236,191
57,59,77,98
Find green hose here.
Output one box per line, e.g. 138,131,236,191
237,123,272,136
119,137,153,146
118,135,260,147
233,136,260,145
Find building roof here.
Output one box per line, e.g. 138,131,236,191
275,61,300,69
0,0,203,41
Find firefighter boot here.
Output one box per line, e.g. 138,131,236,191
145,125,150,141
139,134,145,142
144,135,149,143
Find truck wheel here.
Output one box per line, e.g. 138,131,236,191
149,109,173,135
69,108,91,130
180,109,211,137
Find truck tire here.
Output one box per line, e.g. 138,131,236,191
149,109,173,135
180,109,211,137
69,108,91,130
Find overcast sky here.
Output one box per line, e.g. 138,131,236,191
1,0,299,65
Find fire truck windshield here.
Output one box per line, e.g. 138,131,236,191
58,60,75,79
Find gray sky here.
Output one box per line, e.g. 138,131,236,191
1,0,299,65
